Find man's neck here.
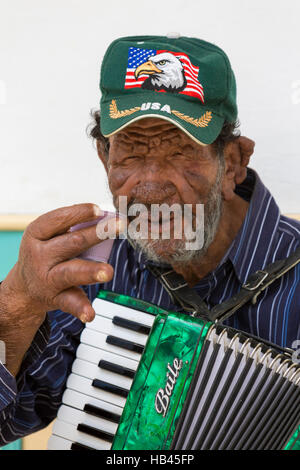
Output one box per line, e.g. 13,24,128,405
171,194,249,286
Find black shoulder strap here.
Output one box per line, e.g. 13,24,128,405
210,245,300,322
147,246,300,323
147,265,211,320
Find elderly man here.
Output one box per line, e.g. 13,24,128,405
0,35,299,447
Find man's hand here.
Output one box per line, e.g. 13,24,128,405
0,203,121,375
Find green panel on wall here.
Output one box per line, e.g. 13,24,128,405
0,231,23,280
1,440,22,451
0,231,24,450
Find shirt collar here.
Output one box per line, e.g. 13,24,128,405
223,168,281,284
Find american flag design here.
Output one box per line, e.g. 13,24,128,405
124,47,204,103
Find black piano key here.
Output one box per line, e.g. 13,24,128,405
106,335,144,354
98,359,135,379
83,403,121,424
112,316,151,335
92,378,129,398
77,423,114,443
71,441,97,451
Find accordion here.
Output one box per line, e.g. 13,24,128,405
48,290,300,451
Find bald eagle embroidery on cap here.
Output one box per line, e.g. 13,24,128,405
124,47,204,103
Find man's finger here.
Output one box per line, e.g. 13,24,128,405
45,217,125,263
52,286,96,323
47,259,114,291
27,203,103,241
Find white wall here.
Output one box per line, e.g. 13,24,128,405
0,0,299,214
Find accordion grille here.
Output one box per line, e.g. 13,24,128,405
172,325,300,450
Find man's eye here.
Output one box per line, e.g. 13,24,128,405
125,156,139,161
172,153,184,158
171,153,194,161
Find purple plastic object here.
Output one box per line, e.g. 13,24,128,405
69,211,115,263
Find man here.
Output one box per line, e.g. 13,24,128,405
0,35,299,446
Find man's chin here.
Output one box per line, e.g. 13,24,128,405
129,237,202,265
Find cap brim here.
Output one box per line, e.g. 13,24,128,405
100,92,224,146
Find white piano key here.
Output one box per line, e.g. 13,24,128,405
58,405,118,434
92,297,156,326
72,358,133,389
76,343,138,370
80,328,142,361
66,373,127,408
62,389,123,417
48,435,73,450
85,315,148,345
48,297,157,450
52,419,111,450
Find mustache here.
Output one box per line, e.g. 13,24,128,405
129,182,177,205
114,196,211,217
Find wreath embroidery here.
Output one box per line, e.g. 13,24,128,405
109,99,212,128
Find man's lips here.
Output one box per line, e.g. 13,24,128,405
148,217,175,235
128,212,182,236
128,212,176,223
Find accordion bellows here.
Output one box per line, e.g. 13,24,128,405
172,324,300,450
109,294,300,450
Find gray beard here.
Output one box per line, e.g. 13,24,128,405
127,162,224,266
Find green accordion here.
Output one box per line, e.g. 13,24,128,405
48,290,300,451
99,291,300,451
112,305,211,449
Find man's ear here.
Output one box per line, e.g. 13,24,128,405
96,139,109,173
224,136,255,185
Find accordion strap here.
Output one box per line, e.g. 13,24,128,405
147,266,211,320
147,246,300,323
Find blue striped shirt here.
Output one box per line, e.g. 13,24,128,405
0,168,299,445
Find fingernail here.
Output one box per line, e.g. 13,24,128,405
96,270,108,283
80,313,89,323
93,205,103,217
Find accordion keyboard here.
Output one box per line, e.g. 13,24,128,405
47,296,156,450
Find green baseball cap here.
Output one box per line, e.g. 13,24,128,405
99,34,237,146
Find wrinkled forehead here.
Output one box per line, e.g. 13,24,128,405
109,117,198,146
